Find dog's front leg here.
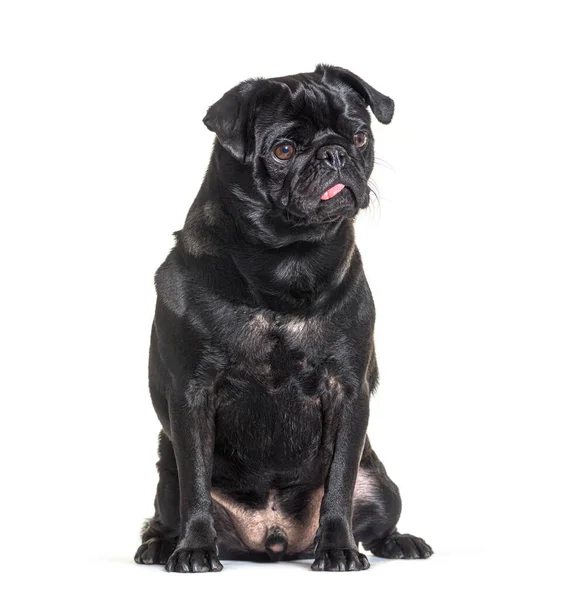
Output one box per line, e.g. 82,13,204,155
313,386,371,572
164,385,223,573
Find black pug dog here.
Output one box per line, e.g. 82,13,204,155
134,64,432,573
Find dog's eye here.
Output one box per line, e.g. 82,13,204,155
354,132,368,148
273,143,295,161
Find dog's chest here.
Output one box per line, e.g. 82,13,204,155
214,310,330,467
223,309,327,386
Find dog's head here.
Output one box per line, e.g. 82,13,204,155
203,65,394,225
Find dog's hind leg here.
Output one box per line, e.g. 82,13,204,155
134,431,180,564
352,439,433,560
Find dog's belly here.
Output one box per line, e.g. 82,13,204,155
207,311,332,556
214,369,324,470
211,487,324,555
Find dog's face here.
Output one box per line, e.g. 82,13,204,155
203,65,394,225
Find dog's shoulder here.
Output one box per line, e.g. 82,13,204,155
153,241,191,318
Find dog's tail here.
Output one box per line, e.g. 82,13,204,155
265,527,288,561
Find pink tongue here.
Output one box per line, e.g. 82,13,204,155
320,183,345,200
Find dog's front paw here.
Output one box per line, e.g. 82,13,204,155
135,536,178,564
311,548,370,572
165,547,223,573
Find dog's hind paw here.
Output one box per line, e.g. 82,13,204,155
134,536,178,564
367,533,433,559
165,547,223,573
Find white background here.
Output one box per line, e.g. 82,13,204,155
1,1,582,598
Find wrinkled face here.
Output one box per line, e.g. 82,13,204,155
253,79,375,223
203,66,394,227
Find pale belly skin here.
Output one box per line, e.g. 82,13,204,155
210,468,386,559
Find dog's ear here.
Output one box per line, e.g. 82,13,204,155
203,79,264,163
316,64,394,124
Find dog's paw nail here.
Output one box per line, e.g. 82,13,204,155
311,557,324,571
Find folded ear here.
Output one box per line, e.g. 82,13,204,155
316,64,395,124
203,79,264,162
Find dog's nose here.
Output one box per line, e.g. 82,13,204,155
316,144,346,170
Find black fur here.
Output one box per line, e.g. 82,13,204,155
134,65,432,573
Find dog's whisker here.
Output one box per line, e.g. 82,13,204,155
373,157,396,174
